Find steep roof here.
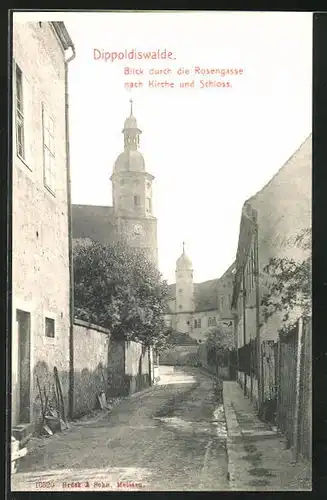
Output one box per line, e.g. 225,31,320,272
165,279,219,313
72,204,117,245
194,279,219,311
232,134,312,307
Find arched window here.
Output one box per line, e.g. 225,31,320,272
208,317,212,327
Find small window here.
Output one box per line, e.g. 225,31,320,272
42,104,56,193
194,319,198,328
134,195,140,206
146,197,152,213
198,318,201,328
45,317,55,338
178,288,183,293
15,64,25,160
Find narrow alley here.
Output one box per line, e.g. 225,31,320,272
12,367,229,492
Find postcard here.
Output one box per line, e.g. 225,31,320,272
10,9,312,492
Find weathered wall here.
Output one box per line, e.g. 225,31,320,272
159,345,199,366
124,341,151,394
12,21,70,428
253,135,312,341
107,340,126,397
72,320,110,417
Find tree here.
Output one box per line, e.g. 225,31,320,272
204,325,235,351
261,228,311,335
73,239,171,349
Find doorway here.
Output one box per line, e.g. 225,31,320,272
16,309,31,423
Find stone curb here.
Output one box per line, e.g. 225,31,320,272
222,383,241,488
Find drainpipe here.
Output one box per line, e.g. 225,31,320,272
242,272,247,395
64,45,76,420
253,209,262,411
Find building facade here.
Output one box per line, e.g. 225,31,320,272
232,134,312,409
72,101,158,265
164,244,235,343
12,21,74,432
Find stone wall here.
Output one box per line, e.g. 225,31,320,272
159,345,200,366
72,320,110,418
124,341,151,394
12,22,70,428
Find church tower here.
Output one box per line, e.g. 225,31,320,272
175,243,194,334
111,100,158,265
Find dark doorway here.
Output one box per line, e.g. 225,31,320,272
16,309,31,423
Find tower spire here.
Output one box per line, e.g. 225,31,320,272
129,98,133,116
182,241,185,254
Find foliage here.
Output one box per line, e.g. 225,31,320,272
261,228,311,334
204,325,234,351
73,239,171,349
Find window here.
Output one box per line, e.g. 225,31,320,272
45,317,55,338
178,288,183,293
42,104,55,193
194,319,198,328
134,195,140,206
198,318,201,328
15,65,25,160
146,197,152,213
208,317,216,327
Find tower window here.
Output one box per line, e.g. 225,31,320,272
198,318,201,328
146,197,152,213
194,319,197,328
134,195,140,206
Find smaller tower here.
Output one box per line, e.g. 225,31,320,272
175,242,194,334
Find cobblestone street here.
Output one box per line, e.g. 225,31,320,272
12,367,229,492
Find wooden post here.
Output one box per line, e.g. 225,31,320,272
293,316,304,460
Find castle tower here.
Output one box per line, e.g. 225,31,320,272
110,100,158,264
175,242,194,334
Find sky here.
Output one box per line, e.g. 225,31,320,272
15,11,313,284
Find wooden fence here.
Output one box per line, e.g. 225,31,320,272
277,317,312,460
236,316,312,461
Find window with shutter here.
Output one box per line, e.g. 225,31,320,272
42,103,56,194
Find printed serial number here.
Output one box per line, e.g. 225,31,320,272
36,481,55,488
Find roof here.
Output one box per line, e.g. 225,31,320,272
194,279,219,311
231,134,312,307
72,204,117,245
114,150,145,173
166,279,219,313
51,22,74,51
176,251,193,271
